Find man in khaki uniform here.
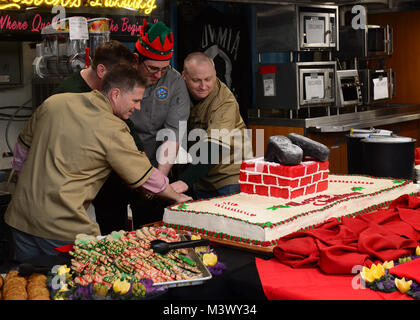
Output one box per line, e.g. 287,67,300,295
171,52,253,199
5,64,191,262
53,40,144,235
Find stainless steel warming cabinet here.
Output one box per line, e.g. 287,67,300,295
359,68,395,105
256,4,339,52
256,61,337,110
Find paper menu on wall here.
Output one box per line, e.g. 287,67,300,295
373,77,389,100
305,17,325,44
69,17,89,40
305,75,324,100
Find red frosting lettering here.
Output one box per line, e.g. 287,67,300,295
285,192,362,207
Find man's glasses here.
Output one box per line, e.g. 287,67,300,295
142,62,170,75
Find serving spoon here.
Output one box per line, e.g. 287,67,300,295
150,238,210,255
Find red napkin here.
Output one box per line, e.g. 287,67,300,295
272,236,320,268
389,258,420,284
357,229,417,262
273,194,420,274
388,193,420,210
415,147,420,165
54,244,74,253
319,245,371,274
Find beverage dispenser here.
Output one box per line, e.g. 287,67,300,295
33,17,89,79
32,17,110,108
87,18,110,67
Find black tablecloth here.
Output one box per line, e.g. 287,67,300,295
2,245,410,319
1,245,269,300
163,245,269,300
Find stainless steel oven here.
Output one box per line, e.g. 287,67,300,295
367,25,393,56
256,61,336,110
299,10,337,50
339,24,393,58
336,70,362,107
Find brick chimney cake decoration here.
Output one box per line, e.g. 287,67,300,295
239,133,330,199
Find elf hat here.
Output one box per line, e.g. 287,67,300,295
135,20,174,61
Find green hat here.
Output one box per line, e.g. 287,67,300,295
135,20,173,61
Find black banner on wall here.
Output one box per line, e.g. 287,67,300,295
177,4,252,125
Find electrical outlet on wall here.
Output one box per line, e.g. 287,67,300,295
0,148,13,170
0,153,12,171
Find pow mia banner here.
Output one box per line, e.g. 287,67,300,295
177,4,252,125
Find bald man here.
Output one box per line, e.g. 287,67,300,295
171,52,253,199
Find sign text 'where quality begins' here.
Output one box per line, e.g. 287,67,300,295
0,0,158,15
0,13,151,36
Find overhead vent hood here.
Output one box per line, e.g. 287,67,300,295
211,0,420,12
345,0,420,13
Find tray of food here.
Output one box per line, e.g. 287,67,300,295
0,226,215,300
69,226,212,290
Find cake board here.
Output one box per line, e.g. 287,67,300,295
148,221,275,255
176,229,276,256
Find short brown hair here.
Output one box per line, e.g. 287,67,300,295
101,64,147,94
92,40,136,70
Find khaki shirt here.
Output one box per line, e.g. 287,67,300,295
5,90,153,241
188,78,253,191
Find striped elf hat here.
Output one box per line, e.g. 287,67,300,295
135,20,174,61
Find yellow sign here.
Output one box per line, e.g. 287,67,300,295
0,0,158,14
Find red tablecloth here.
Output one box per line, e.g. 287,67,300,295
389,257,420,284
255,257,412,300
256,194,420,300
